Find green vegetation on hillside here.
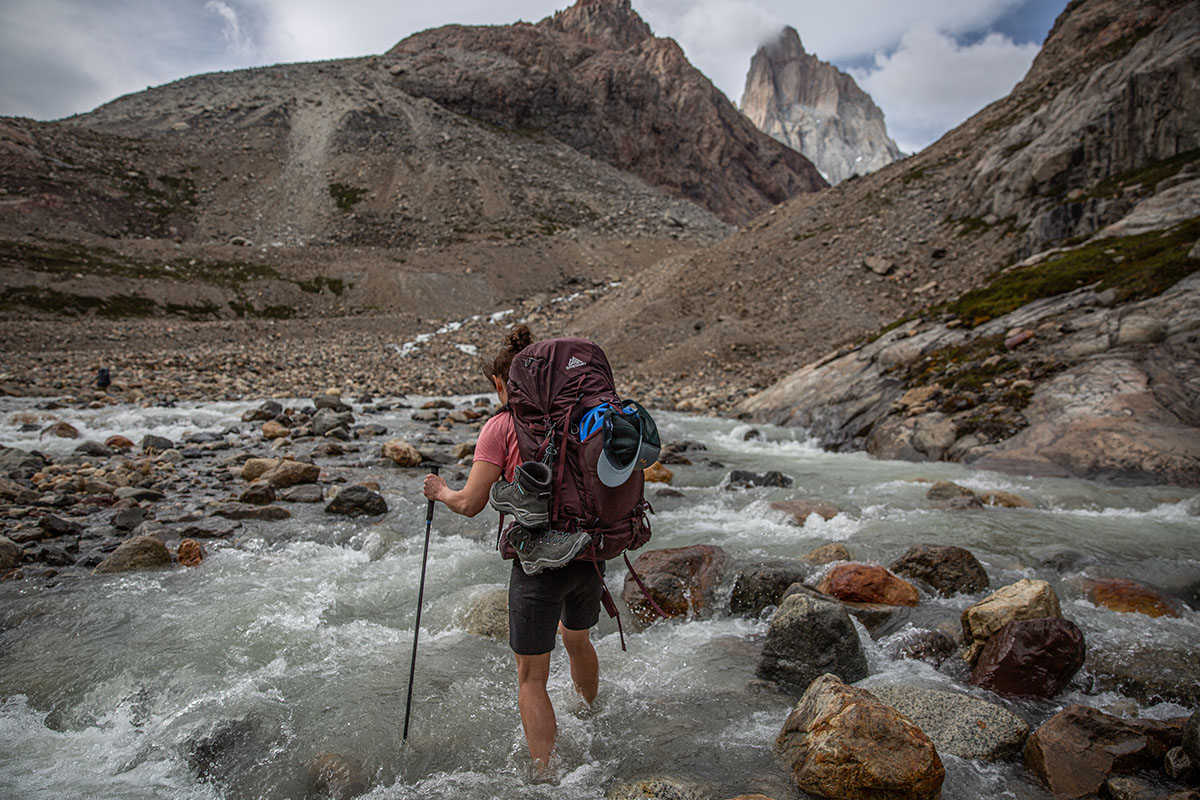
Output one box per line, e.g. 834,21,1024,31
328,182,368,211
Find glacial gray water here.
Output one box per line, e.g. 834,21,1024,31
0,398,1197,800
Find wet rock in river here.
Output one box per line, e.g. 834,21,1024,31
0,536,20,570
889,544,989,597
213,503,291,521
608,777,706,800
924,481,982,510
729,561,807,616
886,628,956,667
311,408,354,436
818,563,919,606
970,616,1085,699
769,499,839,526
238,481,275,505
178,518,240,539
307,751,366,800
279,484,323,503
104,435,135,451
112,507,148,531
141,435,174,453
643,461,673,483
728,470,792,489
776,674,944,800
93,535,172,573
114,487,165,502
242,401,282,422
40,421,79,439
1186,711,1200,769
313,394,351,413
980,490,1033,508
324,485,387,517
1087,641,1200,707
1165,746,1195,782
961,578,1063,664
757,586,867,690
176,538,204,567
866,683,1029,761
0,477,39,505
622,545,731,626
459,588,508,639
186,717,257,783
381,438,422,467
259,459,319,488
1025,704,1186,798
241,457,280,481
39,514,84,536
1083,577,1179,618
801,542,852,565
261,420,289,440
74,440,114,458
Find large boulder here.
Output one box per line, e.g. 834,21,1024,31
241,458,281,481
756,587,867,690
1086,641,1200,707
729,561,807,616
866,683,1030,761
961,579,1062,664
381,438,422,467
1025,705,1187,798
258,460,320,488
621,545,732,626
93,535,172,573
324,485,387,517
817,563,919,607
889,544,989,597
776,674,944,800
970,617,1085,698
459,588,508,639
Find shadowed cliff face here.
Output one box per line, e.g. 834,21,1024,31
740,26,902,185
386,0,827,225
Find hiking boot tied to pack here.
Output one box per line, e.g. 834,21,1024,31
488,460,552,529
507,527,593,576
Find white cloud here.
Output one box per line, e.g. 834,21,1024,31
851,25,1040,153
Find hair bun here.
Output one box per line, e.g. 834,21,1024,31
505,324,533,353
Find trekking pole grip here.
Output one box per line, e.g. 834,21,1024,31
425,465,440,522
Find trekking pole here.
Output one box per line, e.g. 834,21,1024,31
403,465,439,743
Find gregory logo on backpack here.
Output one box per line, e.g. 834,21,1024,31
565,356,587,370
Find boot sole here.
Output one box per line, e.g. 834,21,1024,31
518,531,592,575
489,497,549,528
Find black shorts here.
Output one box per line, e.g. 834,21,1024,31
508,559,605,656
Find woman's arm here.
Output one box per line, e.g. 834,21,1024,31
422,460,503,517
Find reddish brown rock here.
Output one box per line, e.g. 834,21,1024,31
890,543,989,597
261,420,289,440
1025,705,1187,798
621,544,732,626
104,435,135,451
817,563,919,607
970,616,1085,698
776,674,944,800
1086,577,1179,618
40,421,79,439
770,499,839,526
643,461,673,483
176,539,204,567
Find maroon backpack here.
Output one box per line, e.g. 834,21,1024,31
501,337,665,644
502,337,651,561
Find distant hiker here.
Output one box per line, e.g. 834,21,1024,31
95,367,111,392
423,325,659,773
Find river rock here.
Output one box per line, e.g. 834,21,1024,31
0,477,39,505
40,514,84,535
1084,577,1179,617
459,588,508,639
756,587,867,690
306,751,366,800
643,462,673,483
729,561,807,616
607,778,706,800
176,539,204,567
114,487,165,502
866,683,1029,761
0,536,21,570
238,482,275,505
1025,704,1186,798
889,544,989,597
775,674,944,800
311,409,354,436
728,470,793,489
241,458,281,480
41,421,79,439
769,500,839,526
817,563,919,606
74,440,114,458
93,535,172,573
925,481,982,510
213,503,291,521
0,445,43,478
886,628,956,667
621,545,732,626
970,616,1085,698
381,438,422,467
104,435,135,451
259,460,320,488
261,420,290,440
141,434,174,453
112,507,148,531
1165,746,1195,782
324,485,387,517
279,484,324,503
980,490,1033,508
313,394,351,412
1087,641,1200,707
801,542,852,565
961,579,1063,664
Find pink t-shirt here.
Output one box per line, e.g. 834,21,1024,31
474,411,520,481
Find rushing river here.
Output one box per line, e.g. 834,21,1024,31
0,397,1197,800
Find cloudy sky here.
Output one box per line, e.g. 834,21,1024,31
0,0,1066,154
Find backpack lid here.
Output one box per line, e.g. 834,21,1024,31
596,402,660,487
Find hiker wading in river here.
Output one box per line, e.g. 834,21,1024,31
422,326,604,772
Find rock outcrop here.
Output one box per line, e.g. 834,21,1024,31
740,26,902,185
